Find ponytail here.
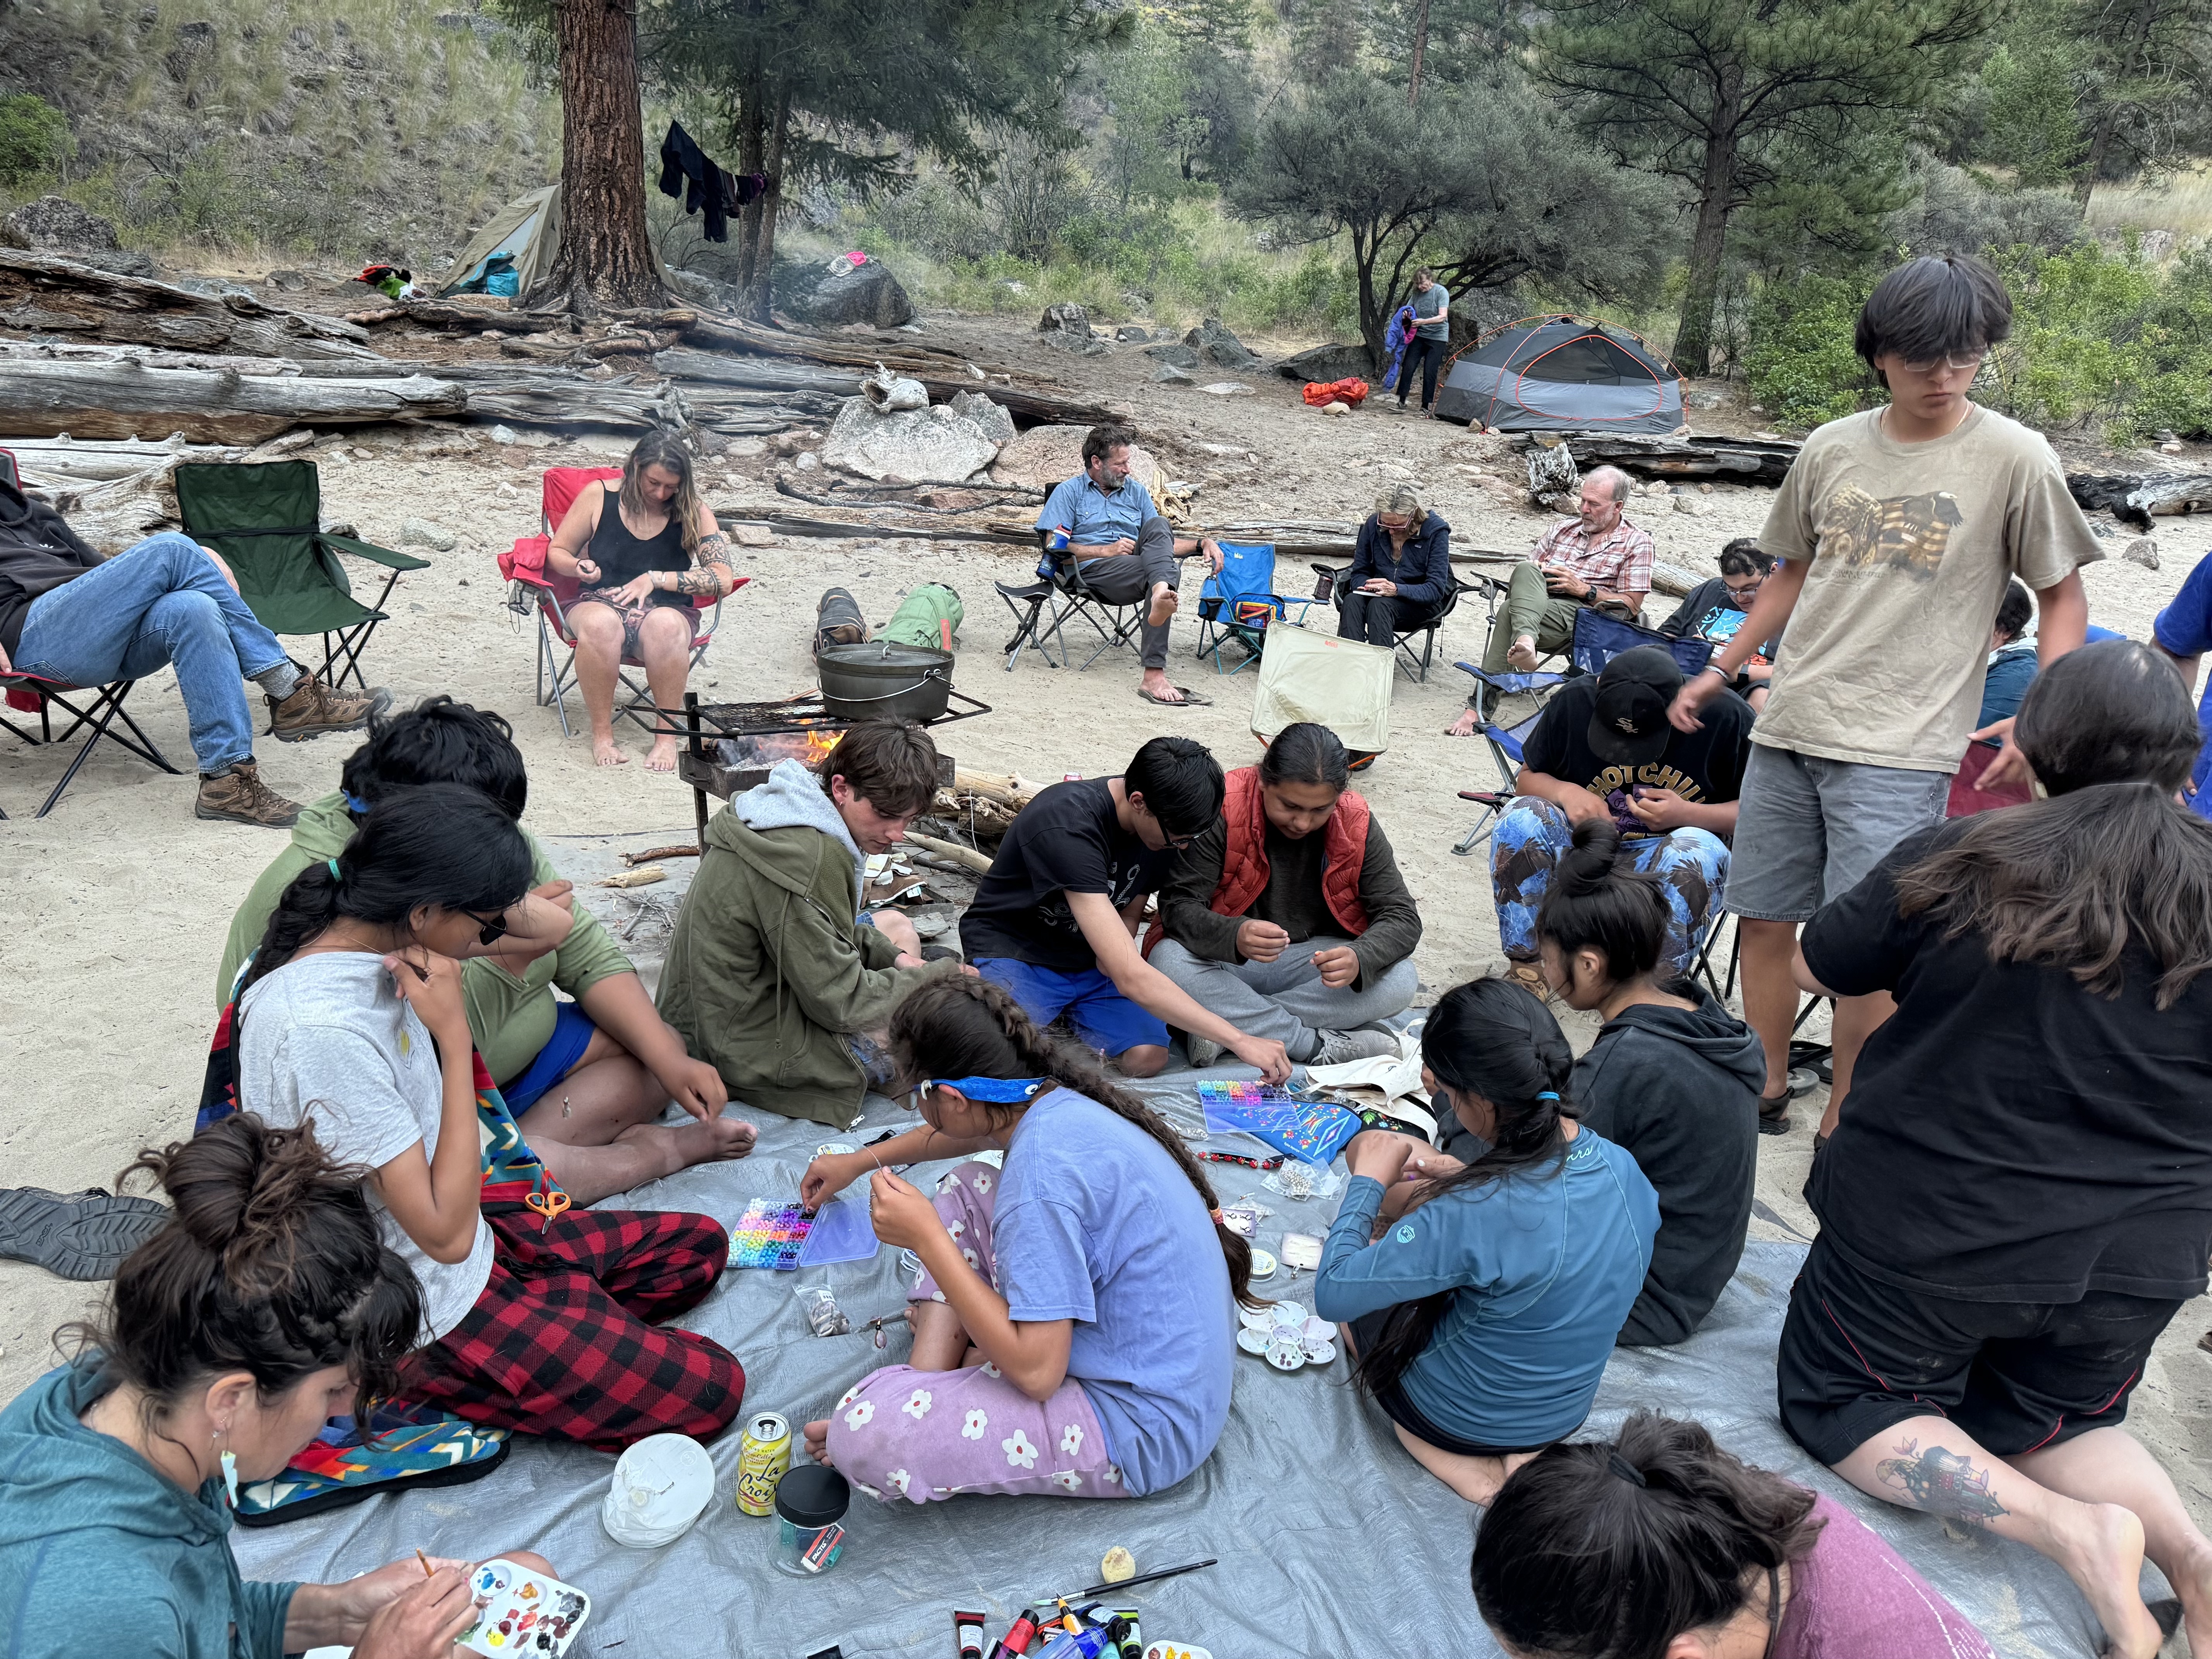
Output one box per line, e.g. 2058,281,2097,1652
888,976,1261,1307
1534,817,1668,986
64,1114,422,1429
1351,977,1576,1398
242,782,535,994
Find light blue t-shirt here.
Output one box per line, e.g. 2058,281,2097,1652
1314,1130,1658,1448
994,1088,1234,1494
1036,472,1149,546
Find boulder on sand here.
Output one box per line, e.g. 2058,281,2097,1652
821,398,1000,483
0,194,155,278
1038,302,1092,337
789,261,915,329
1183,316,1261,371
990,424,1159,492
1144,343,1201,370
948,390,1015,445
1276,341,1373,383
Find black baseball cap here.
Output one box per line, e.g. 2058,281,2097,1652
1586,646,1685,767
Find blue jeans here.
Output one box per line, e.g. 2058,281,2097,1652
12,533,290,774
1492,796,1729,979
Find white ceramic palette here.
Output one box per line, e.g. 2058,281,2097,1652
1234,1302,1335,1369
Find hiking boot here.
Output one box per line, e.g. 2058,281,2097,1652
268,670,389,742
196,759,302,827
1186,1036,1224,1070
1310,1027,1401,1067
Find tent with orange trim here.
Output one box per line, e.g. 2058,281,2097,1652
1435,314,1681,433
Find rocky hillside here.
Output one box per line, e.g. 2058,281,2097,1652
0,0,560,263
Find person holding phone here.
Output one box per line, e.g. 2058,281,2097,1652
1336,486,1454,651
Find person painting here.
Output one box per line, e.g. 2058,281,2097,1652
1035,423,1225,709
799,975,1242,1503
657,719,965,1128
960,736,1292,1082
545,428,735,771
1539,819,1763,1343
1472,1414,1997,1659
0,1113,558,1659
1154,722,1420,1068
1312,978,1657,1505
1659,538,1781,712
1335,485,1455,652
232,784,745,1453
1779,639,2212,1659
1491,645,1752,999
216,696,749,1206
1668,254,2096,1144
1395,269,1450,415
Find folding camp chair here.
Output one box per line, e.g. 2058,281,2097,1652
498,467,741,738
1450,606,1712,854
998,532,1174,673
1305,562,1474,683
0,668,181,819
1192,541,1315,675
174,461,427,695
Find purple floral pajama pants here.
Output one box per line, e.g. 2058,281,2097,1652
823,1160,1132,1504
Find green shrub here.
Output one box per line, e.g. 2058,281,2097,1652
1743,273,1877,429
0,94,73,187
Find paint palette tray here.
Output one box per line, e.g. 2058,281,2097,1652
730,1199,814,1271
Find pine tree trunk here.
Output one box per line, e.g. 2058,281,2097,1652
1408,0,1432,106
731,68,768,304
740,89,790,325
1670,124,1739,378
535,0,663,315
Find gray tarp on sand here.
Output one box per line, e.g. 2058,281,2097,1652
235,1079,2163,1657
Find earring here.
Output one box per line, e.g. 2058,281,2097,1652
215,1433,238,1507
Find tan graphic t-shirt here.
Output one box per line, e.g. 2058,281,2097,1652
1753,405,2102,771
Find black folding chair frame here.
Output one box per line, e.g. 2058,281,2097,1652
0,677,180,818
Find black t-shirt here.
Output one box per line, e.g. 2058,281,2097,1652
1519,677,1753,818
1803,821,2212,1303
959,778,1175,974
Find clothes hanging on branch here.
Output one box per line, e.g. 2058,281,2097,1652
657,121,767,244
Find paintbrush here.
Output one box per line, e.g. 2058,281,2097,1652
1067,1556,1218,1600
416,1548,434,1578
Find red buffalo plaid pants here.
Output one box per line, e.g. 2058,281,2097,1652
397,1206,744,1453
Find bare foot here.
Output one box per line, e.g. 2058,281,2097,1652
608,1116,756,1182
2167,1533,2212,1659
1147,584,1179,629
802,1419,834,1468
644,736,680,773
592,735,629,767
1446,708,1483,737
1505,637,1540,673
2050,1501,2162,1659
1139,670,1186,705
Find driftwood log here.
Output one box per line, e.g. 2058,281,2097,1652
0,251,378,361
2066,469,2212,531
1512,431,1800,486
0,356,466,443
655,345,1120,430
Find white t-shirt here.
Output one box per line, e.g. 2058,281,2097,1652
237,952,495,1343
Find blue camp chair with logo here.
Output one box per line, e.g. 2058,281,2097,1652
1193,541,1315,675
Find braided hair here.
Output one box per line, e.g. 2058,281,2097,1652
66,1113,421,1433
1351,977,1577,1398
887,975,1261,1307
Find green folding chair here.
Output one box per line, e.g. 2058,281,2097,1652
174,460,427,693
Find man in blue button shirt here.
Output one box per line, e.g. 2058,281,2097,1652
1036,424,1223,706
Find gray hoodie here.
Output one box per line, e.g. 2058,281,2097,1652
737,759,866,915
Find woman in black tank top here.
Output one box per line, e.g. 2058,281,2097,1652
547,431,737,771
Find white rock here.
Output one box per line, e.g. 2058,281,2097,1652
1671,493,1707,515
795,451,820,472
947,390,1016,445
819,396,1000,484
489,424,520,446
2124,537,2162,570
400,517,457,552
1199,381,1255,396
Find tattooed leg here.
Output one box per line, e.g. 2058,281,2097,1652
1836,1419,2163,1659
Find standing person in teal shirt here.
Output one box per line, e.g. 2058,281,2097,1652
1394,269,1451,415
1317,977,1658,1504
0,1114,556,1659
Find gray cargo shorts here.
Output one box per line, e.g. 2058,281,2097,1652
1723,744,1951,923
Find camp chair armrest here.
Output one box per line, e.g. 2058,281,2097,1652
321,534,430,571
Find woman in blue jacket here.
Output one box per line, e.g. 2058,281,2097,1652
1316,977,1658,1504
1337,485,1453,649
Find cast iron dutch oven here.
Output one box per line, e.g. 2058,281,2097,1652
816,639,955,724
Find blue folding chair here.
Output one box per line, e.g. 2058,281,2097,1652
1192,541,1315,675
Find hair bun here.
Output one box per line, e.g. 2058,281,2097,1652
1558,817,1624,895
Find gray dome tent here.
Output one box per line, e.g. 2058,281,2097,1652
1434,315,1681,432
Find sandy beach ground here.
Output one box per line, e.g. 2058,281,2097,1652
3,310,2208,1549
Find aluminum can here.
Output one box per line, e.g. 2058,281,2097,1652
734,1410,792,1516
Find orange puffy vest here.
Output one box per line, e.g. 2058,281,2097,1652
1212,766,1371,936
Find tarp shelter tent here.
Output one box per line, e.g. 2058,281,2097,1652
1435,314,1683,433
440,183,684,299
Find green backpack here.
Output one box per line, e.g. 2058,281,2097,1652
879,583,963,650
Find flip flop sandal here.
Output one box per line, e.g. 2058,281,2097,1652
1138,686,1212,707
0,1187,170,1281
1757,1092,1793,1136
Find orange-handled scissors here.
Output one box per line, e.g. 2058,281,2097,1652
526,1190,571,1233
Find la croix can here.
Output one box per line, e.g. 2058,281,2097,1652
734,1411,792,1516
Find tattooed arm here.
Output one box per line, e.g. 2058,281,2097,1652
668,520,735,598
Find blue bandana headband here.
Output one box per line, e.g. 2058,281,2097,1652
343,792,373,815
926,1077,1048,1104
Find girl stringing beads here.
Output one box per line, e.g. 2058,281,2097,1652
799,975,1243,1502
232,783,744,1452
1315,977,1658,1504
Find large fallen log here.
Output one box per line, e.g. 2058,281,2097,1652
0,357,465,442
1512,431,1799,486
2066,469,2212,530
0,251,380,361
662,340,1122,429
2,433,242,482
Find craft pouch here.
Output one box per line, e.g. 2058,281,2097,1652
459,1558,591,1657
797,1192,880,1269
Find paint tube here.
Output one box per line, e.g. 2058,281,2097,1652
955,1609,986,1659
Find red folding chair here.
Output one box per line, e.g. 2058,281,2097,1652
498,466,746,738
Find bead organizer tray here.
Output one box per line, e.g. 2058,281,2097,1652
729,1199,814,1270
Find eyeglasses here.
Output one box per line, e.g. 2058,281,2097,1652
1163,828,1196,850
465,910,510,947
1899,354,1985,374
